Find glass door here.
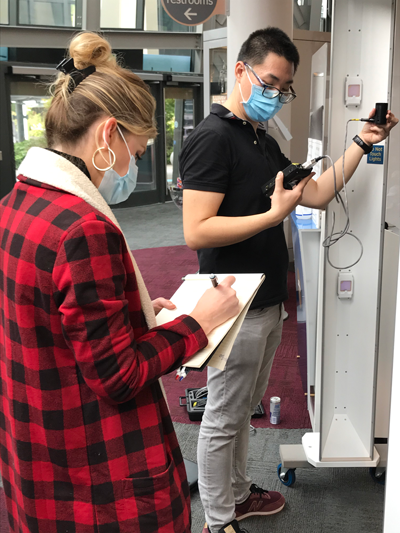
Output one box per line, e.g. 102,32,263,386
203,28,227,117
209,47,227,110
164,83,202,209
111,80,165,208
10,78,51,171
0,67,56,199
0,68,203,208
165,85,196,187
112,80,202,208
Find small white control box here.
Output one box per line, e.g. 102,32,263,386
338,272,354,299
345,77,362,107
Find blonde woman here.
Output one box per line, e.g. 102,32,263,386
0,32,239,533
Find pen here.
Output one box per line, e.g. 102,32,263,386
175,366,189,381
210,273,219,288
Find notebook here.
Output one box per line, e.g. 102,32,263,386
156,273,265,371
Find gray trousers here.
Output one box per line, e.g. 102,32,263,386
197,304,283,533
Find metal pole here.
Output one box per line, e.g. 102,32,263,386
82,0,101,31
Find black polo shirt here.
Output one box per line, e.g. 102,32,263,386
179,104,291,309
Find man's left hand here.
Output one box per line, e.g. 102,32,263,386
359,108,398,145
152,297,176,316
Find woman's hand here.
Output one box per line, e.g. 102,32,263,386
152,297,176,316
190,275,240,336
359,108,399,146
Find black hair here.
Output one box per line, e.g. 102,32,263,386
237,27,300,73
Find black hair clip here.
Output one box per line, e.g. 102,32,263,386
56,57,96,94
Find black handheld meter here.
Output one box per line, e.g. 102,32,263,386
262,160,318,198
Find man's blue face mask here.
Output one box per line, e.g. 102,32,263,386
239,68,283,123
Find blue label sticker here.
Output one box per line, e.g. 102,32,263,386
367,145,384,165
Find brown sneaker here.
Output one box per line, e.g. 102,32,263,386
235,483,285,520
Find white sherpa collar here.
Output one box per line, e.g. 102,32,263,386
18,147,157,330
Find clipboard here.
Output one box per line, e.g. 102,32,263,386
156,273,265,371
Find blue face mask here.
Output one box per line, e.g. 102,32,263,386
97,126,139,205
239,69,283,123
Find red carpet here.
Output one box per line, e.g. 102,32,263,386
0,487,7,531
133,245,311,430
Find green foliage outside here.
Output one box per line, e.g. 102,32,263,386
12,98,177,168
12,99,50,169
14,137,47,169
165,99,175,162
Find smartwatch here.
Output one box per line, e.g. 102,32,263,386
353,135,373,154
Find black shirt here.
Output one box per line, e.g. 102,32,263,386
46,148,92,181
179,104,291,309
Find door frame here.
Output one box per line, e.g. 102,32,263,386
0,63,16,200
120,73,203,208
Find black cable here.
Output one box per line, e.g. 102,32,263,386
194,386,208,399
192,387,208,409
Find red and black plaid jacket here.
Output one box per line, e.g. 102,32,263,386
0,170,207,532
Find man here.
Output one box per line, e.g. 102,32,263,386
179,27,397,533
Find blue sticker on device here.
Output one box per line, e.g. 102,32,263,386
367,145,384,165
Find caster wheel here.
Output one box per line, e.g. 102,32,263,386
369,467,386,485
277,463,296,487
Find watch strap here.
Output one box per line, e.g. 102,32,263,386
353,134,373,154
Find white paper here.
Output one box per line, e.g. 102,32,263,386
156,273,265,370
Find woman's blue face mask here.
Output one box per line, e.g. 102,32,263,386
96,126,138,205
239,68,283,123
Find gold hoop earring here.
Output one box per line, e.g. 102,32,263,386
92,147,116,171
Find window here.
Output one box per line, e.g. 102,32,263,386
18,0,78,27
10,80,52,172
0,0,9,24
100,0,198,32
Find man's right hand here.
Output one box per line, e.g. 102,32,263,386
269,171,314,225
190,275,240,336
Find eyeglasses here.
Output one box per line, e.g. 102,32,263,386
244,62,297,104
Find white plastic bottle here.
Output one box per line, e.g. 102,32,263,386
295,205,312,220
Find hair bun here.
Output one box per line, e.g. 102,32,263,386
69,32,115,70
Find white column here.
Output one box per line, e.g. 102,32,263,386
83,0,101,31
227,0,293,156
384,0,400,515
384,242,400,533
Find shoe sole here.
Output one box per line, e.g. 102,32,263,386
236,502,285,521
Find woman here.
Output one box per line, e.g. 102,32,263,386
0,32,239,533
